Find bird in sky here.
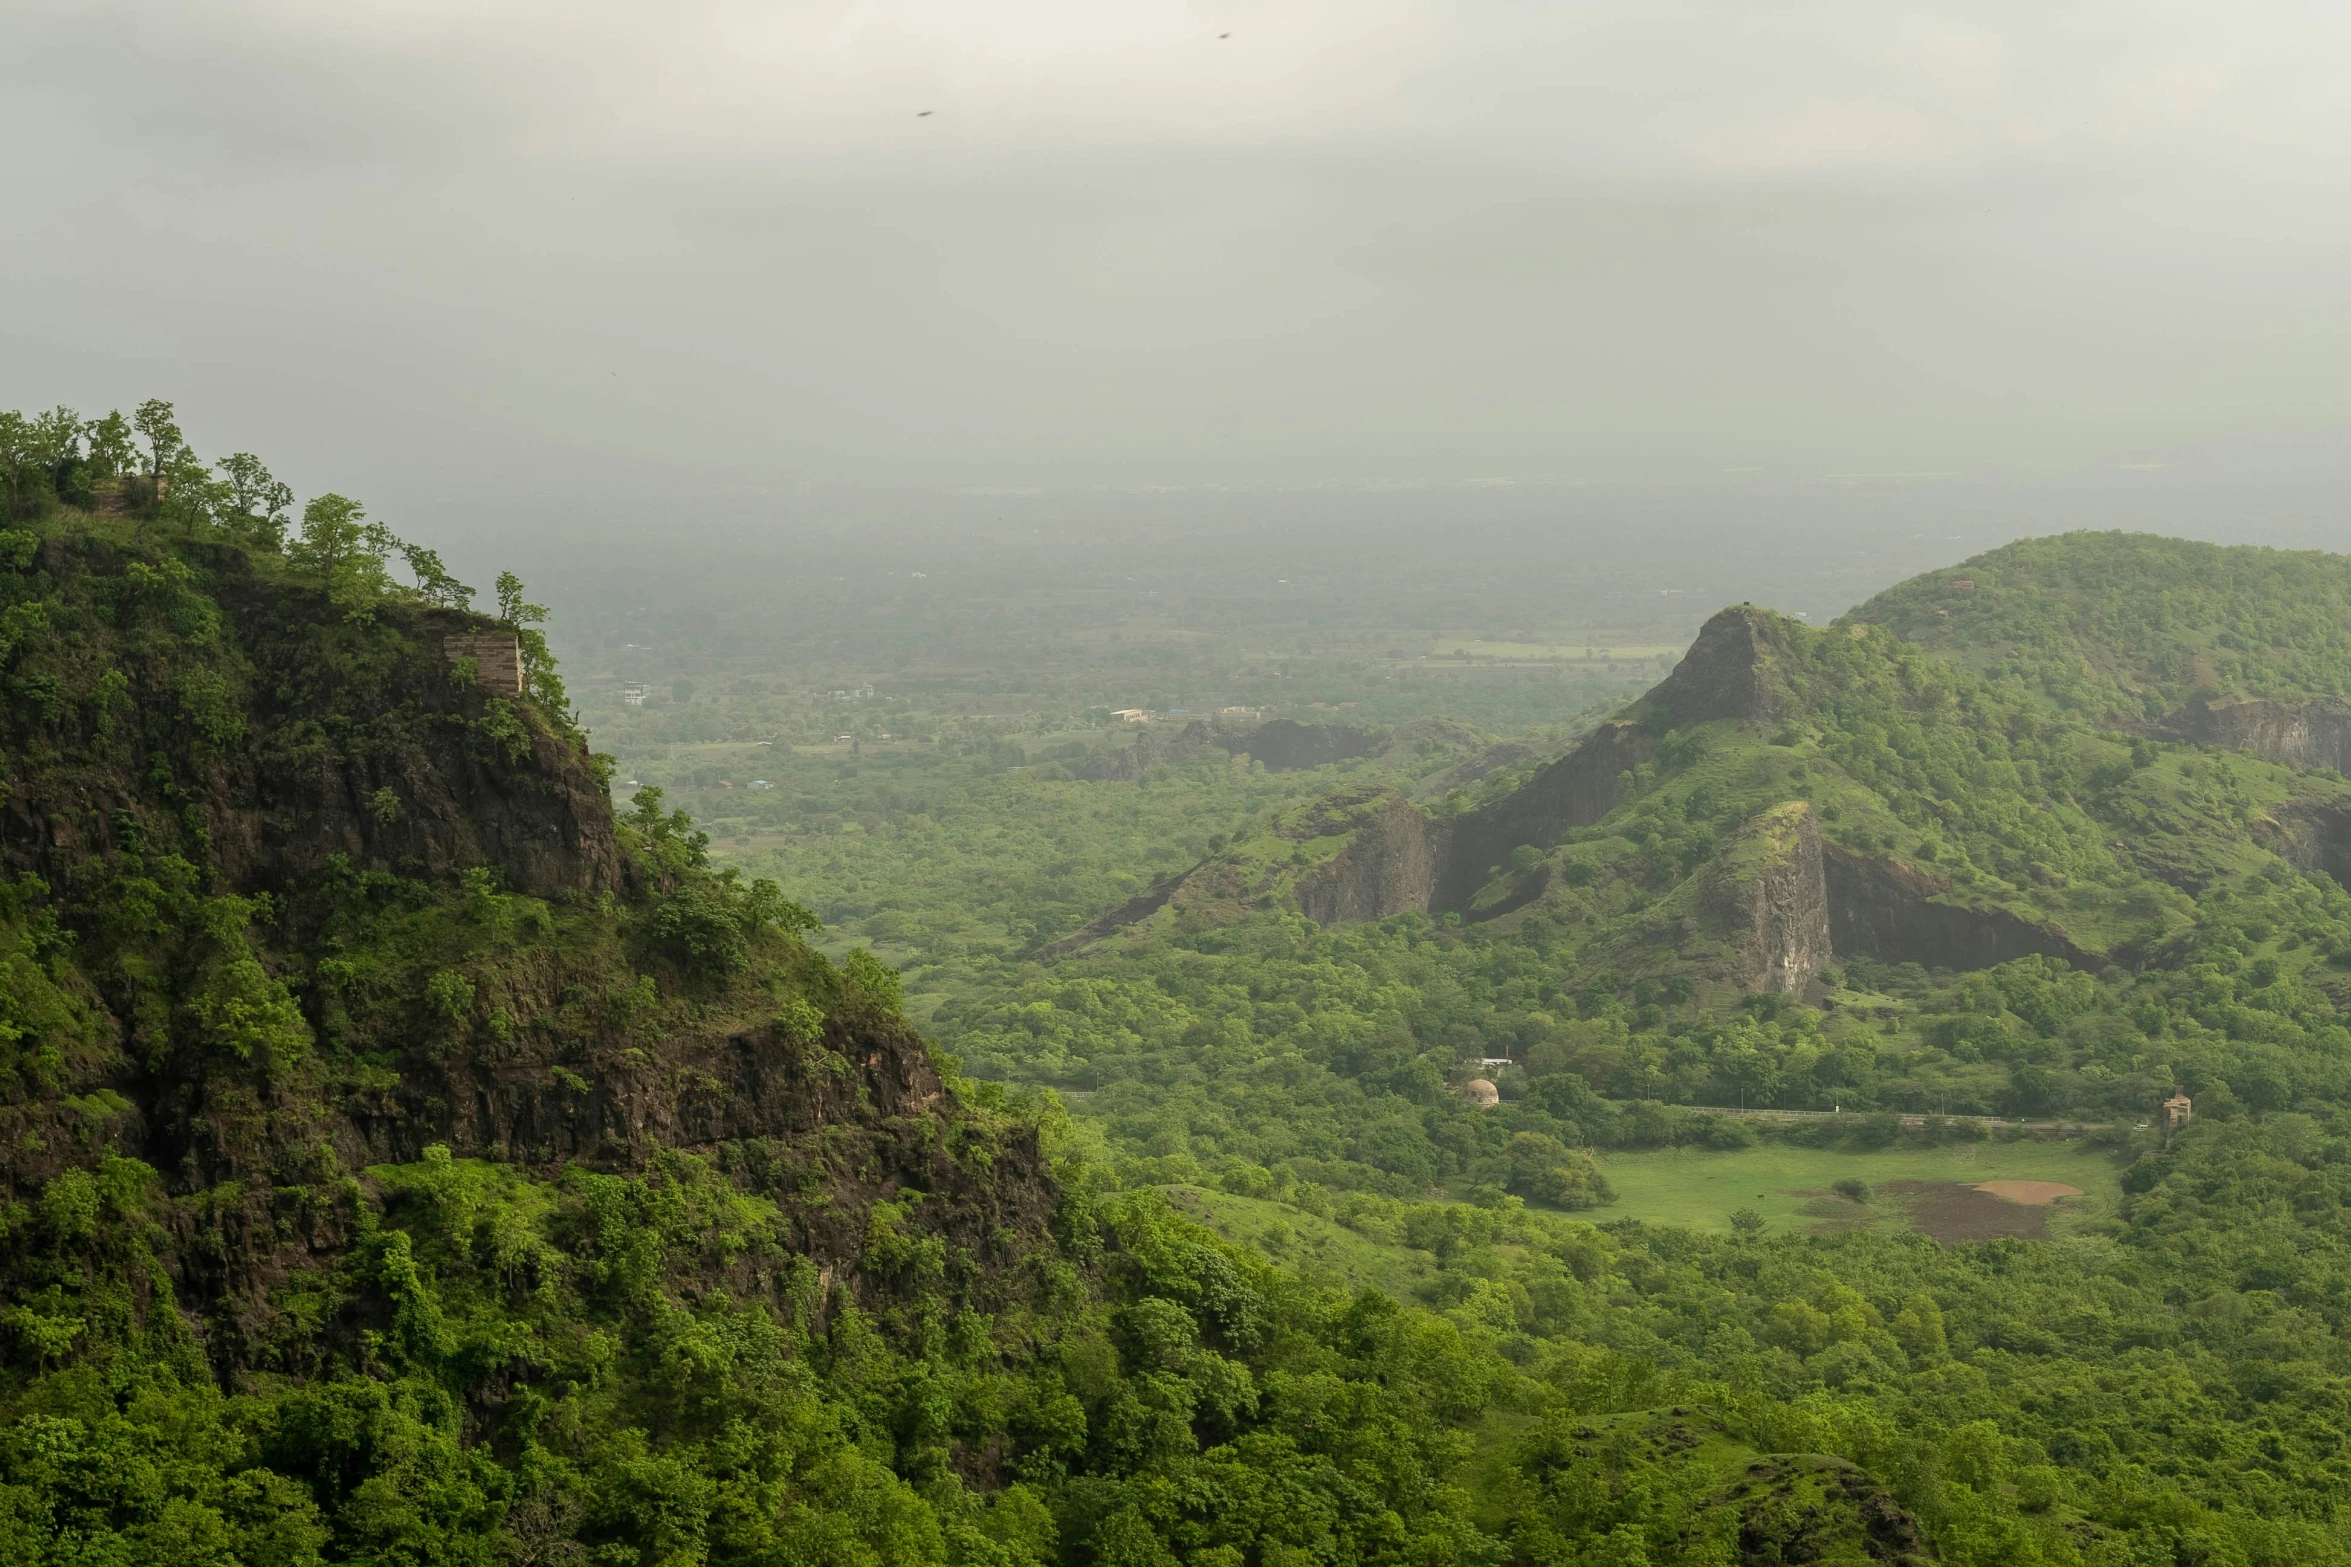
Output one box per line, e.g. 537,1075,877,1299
917,110,933,117
1219,32,1231,38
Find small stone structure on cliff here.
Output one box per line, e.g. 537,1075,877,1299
2162,1091,2193,1144
1460,1077,1500,1108
444,633,524,696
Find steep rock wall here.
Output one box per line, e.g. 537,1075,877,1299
1643,604,1790,726
1296,792,1444,923
2171,696,2351,776
1704,804,1832,994
1,545,621,902
1228,719,1383,772
1822,846,2093,972
2257,798,2351,890
1437,722,1652,909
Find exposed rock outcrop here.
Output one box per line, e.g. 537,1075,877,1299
1435,721,1653,909
1053,603,2103,984
1065,719,1218,780
1822,846,2092,971
1642,603,1792,726
2257,796,2351,889
1228,719,1384,772
1703,803,1832,994
1297,791,1444,923
1296,604,1790,916
1036,871,1188,955
2168,696,2351,776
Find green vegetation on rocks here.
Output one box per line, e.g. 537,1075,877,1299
11,409,2351,1563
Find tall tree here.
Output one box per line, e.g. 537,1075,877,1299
400,542,473,609
133,398,184,490
83,411,135,482
291,493,391,619
217,452,294,545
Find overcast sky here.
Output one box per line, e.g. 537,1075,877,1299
8,0,2351,542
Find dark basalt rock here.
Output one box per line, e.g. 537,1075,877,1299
1227,718,1383,772
1823,845,2093,972
2168,694,2351,776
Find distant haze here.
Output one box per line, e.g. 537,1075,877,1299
7,0,2351,567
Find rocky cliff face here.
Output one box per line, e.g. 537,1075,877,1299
1289,604,1788,920
0,522,1059,1367
1436,721,1653,909
1229,719,1384,772
1296,791,1444,923
1053,601,2108,987
1641,603,1791,726
2257,797,2351,889
3,538,620,903
1703,803,1832,994
1822,846,2092,972
2170,696,2351,776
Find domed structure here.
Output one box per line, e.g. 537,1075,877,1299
1460,1077,1500,1108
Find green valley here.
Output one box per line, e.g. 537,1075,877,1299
11,399,2351,1566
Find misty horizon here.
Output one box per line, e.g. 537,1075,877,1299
8,0,2351,566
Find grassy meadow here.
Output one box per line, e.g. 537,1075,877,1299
1595,1136,2129,1237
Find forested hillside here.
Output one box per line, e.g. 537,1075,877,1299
1848,531,2351,721
12,403,2351,1565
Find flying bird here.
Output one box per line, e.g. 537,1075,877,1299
917,110,933,117
1219,32,1231,38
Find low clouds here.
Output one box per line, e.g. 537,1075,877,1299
4,0,2349,514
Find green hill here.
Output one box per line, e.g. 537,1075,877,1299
1846,530,2351,729
1061,597,2351,996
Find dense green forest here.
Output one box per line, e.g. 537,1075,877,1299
9,402,2351,1565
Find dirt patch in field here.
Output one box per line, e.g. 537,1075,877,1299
1972,1180,2082,1205
1879,1180,2057,1244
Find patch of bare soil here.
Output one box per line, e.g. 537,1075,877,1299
1972,1180,2082,1205
1880,1180,2055,1245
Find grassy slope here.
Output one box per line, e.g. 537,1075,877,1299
1158,1184,1437,1297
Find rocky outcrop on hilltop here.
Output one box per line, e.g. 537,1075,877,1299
1294,604,1790,919
2258,796,2351,889
1051,603,2128,987
0,517,1064,1371
5,536,621,902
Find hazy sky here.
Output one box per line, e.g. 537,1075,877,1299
8,0,2351,528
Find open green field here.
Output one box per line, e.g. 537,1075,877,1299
1596,1137,2130,1238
